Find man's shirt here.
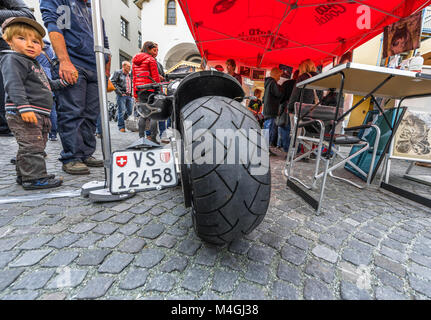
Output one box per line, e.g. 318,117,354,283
40,0,110,72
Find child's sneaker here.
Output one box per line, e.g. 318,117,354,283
22,177,63,190
17,174,56,185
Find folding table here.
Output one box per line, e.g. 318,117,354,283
287,62,431,213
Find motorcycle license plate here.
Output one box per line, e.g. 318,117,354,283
110,148,177,194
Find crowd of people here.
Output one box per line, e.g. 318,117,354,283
0,0,353,193
241,54,353,158
237,60,319,157
0,0,182,192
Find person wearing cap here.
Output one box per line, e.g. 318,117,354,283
1,17,69,190
40,0,111,175
0,0,35,137
214,65,224,72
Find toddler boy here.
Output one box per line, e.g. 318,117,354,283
1,17,68,189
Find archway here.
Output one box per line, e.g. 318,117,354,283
163,42,201,70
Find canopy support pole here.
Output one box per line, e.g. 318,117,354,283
81,0,134,202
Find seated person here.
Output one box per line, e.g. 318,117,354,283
247,88,264,127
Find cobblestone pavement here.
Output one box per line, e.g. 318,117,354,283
0,122,430,300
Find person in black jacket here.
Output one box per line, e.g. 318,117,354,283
153,43,170,140
110,61,133,132
287,59,323,114
263,67,283,153
1,17,68,189
277,70,299,153
0,0,35,136
287,59,323,159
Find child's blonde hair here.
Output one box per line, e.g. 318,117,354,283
2,23,44,47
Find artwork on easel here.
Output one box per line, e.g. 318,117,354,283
383,11,422,58
391,110,431,162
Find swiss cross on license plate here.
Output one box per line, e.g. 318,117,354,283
110,148,177,194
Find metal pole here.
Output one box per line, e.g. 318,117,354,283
91,0,112,188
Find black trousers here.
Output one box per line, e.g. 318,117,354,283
137,91,158,140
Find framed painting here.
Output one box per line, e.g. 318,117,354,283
391,109,431,163
251,68,266,81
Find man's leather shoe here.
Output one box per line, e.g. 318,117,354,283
62,161,90,175
83,156,104,167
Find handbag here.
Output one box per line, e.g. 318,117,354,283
275,110,288,127
125,101,140,132
107,79,116,92
306,73,320,105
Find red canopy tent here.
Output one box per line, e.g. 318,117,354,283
178,0,431,68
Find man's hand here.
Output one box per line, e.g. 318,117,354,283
60,60,79,85
21,111,38,124
48,32,79,85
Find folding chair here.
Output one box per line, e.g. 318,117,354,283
344,107,407,184
284,102,382,215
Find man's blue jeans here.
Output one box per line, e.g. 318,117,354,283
263,118,276,147
49,100,58,139
117,94,133,130
277,122,291,152
53,65,100,164
159,118,171,138
96,115,101,135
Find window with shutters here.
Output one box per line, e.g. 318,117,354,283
120,17,129,39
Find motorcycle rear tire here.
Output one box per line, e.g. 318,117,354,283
180,96,271,245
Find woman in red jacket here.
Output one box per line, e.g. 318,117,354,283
133,41,161,139
132,41,161,100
